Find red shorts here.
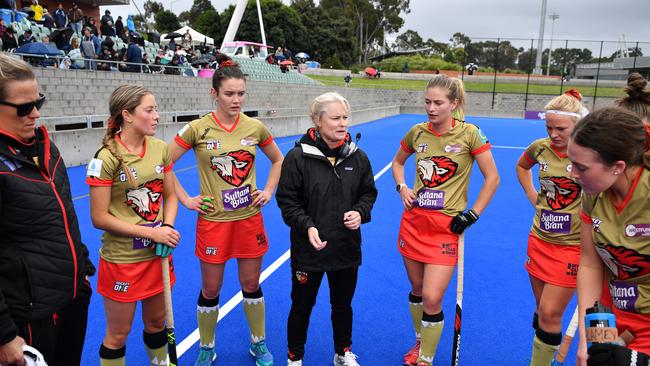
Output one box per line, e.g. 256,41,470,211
97,256,175,302
397,208,458,265
525,233,580,288
196,213,269,264
600,280,650,354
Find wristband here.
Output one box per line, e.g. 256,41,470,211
161,223,175,229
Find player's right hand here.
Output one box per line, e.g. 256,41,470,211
185,195,215,215
307,227,327,251
0,336,26,366
587,343,650,366
150,226,180,247
399,187,415,210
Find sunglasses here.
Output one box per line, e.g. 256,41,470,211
0,94,46,117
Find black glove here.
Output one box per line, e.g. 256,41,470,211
450,209,479,234
588,344,650,366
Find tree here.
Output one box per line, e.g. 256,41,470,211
424,38,449,58
394,29,423,50
154,10,180,33
185,0,217,26
449,32,471,49
465,40,520,70
193,10,222,44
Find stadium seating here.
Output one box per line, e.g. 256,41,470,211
234,56,319,85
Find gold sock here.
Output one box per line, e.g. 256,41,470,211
99,345,125,366
144,330,168,366
409,293,423,339
417,311,444,365
530,333,560,366
243,289,266,343
197,292,219,348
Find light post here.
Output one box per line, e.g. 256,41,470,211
546,12,559,76
533,0,548,75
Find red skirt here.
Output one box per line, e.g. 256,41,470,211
525,232,580,288
195,212,269,264
98,256,175,302
398,208,458,265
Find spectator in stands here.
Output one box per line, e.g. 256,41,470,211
274,46,285,62
86,17,98,36
68,2,83,35
18,29,36,46
39,36,57,67
119,27,129,43
1,27,17,51
100,9,114,36
53,3,67,28
0,19,6,38
126,35,142,72
30,0,43,22
100,35,114,52
68,37,84,69
266,54,274,64
163,54,181,75
97,46,113,71
283,47,292,62
183,29,191,49
81,26,100,70
115,16,123,38
42,6,55,29
150,55,163,73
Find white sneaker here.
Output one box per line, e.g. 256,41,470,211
333,351,360,366
287,359,302,366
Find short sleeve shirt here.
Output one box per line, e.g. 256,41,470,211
400,119,491,216
581,168,650,314
86,135,173,263
523,138,582,245
174,112,273,222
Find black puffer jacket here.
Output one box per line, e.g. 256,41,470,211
276,129,377,271
0,126,95,344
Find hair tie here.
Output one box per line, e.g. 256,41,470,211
219,60,237,68
645,124,650,152
564,88,583,101
107,116,118,130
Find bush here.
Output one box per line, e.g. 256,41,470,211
322,55,344,70
378,55,461,73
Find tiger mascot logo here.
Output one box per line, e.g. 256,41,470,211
539,176,581,210
210,150,254,186
125,178,163,221
417,156,458,188
595,244,650,280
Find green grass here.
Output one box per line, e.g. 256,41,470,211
307,74,625,97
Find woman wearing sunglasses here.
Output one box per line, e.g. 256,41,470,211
0,54,95,366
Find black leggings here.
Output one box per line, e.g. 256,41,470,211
15,281,92,366
287,266,358,360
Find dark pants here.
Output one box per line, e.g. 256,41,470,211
15,281,92,366
287,266,358,360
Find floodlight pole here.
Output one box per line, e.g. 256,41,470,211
533,0,548,75
256,0,267,47
546,12,559,76
222,0,248,47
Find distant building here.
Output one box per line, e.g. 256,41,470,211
575,56,650,80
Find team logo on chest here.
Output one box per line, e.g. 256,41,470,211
595,243,650,281
417,156,458,188
539,176,581,210
210,150,254,186
125,178,164,221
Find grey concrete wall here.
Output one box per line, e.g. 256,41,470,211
33,68,617,166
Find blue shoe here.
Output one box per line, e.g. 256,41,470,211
249,340,274,366
194,346,217,366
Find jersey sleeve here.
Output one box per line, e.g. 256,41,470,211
469,125,491,156
580,192,598,224
257,122,273,147
85,148,117,186
522,140,540,165
174,121,195,150
399,126,417,153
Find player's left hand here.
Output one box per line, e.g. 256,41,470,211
343,210,361,230
450,209,479,234
252,189,272,207
587,343,649,366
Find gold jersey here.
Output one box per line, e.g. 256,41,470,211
400,119,491,216
175,112,273,222
523,138,582,245
86,135,173,263
581,168,650,314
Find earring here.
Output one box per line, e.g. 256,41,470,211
614,171,619,176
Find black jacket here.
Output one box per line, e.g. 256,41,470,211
276,129,377,271
0,127,95,345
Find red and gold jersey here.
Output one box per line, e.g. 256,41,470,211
523,138,582,245
174,112,273,222
581,168,650,314
86,135,173,263
400,119,491,216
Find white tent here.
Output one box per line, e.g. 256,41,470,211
161,26,214,46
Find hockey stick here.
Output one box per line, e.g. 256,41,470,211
162,258,178,366
550,307,578,366
450,233,465,366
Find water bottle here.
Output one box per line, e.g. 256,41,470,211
585,301,618,348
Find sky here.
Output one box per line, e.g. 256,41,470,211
103,0,650,54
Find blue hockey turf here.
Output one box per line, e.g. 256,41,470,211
68,114,578,365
